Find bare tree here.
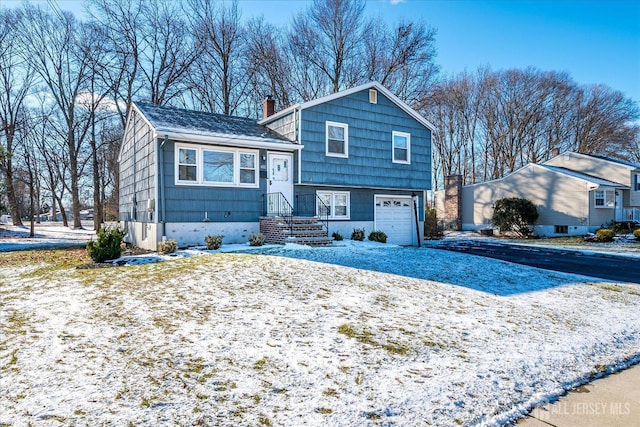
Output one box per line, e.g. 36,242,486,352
289,0,366,95
186,0,249,115
0,9,34,226
19,3,95,229
363,17,439,105
423,67,640,188
245,17,291,114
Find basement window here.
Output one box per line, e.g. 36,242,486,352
554,225,568,234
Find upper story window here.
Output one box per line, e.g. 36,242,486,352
392,131,411,164
635,173,640,191
326,121,348,158
317,190,350,219
594,189,614,208
176,144,258,187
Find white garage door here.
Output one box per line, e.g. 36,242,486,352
374,196,414,245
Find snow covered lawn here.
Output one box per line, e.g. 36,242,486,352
1,242,639,426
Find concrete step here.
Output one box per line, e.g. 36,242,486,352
285,236,334,247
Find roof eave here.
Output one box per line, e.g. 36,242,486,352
159,130,302,151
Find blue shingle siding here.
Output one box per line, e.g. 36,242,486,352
160,140,267,222
118,109,156,222
294,185,423,221
299,90,431,190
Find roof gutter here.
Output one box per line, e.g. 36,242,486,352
159,130,303,152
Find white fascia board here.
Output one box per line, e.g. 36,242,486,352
159,129,303,152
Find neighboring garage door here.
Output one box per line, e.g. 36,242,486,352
374,196,414,245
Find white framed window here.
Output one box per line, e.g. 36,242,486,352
392,131,411,164
239,152,257,185
178,148,197,182
175,144,259,188
594,189,614,208
317,190,350,219
326,121,348,158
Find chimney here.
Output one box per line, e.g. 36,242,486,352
550,147,560,158
444,174,462,231
262,95,275,119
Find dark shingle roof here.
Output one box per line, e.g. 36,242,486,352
135,102,293,144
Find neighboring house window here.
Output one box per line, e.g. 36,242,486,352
178,148,197,181
317,191,350,219
635,174,640,191
326,121,348,158
175,145,259,187
392,131,411,164
594,189,614,208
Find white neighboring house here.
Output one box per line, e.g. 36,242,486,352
437,151,640,236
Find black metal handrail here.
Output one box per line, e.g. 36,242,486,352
264,192,294,234
295,194,329,234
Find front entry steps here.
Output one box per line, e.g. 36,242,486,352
259,217,334,247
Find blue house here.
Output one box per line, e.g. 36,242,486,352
119,82,435,249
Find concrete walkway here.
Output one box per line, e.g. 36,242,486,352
517,363,640,426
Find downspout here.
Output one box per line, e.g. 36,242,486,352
159,135,167,240
297,107,302,185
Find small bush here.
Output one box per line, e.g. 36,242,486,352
634,229,640,240
424,207,443,240
368,230,387,243
205,234,223,250
331,231,343,241
492,197,539,238
248,233,265,246
158,239,178,254
86,227,126,263
351,228,365,241
595,228,615,242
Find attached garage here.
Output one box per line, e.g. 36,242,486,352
374,195,415,245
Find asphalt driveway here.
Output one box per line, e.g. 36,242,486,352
431,240,640,284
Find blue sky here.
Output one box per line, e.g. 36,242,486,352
238,0,640,103
9,0,640,104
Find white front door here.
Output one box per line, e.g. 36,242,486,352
267,153,293,215
615,190,623,221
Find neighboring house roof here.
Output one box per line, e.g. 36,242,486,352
581,153,640,169
545,151,640,170
462,162,627,190
259,81,437,133
132,102,301,151
539,165,629,189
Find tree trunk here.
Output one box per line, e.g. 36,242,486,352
3,169,23,226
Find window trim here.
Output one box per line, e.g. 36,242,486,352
177,147,197,182
594,189,614,208
392,131,411,164
316,190,350,220
174,144,259,188
325,121,349,158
